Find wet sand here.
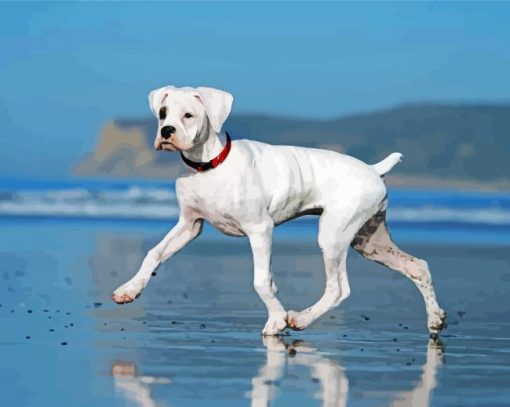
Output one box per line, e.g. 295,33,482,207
0,219,509,406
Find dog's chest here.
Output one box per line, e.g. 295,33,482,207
177,170,258,237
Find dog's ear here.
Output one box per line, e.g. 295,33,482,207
148,86,176,117
194,87,233,133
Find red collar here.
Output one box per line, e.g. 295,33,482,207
180,132,232,172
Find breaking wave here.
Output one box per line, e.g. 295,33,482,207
0,179,509,225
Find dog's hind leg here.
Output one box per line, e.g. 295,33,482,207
351,208,446,336
287,209,358,331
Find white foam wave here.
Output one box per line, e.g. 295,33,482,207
0,186,178,220
0,186,508,225
388,207,510,225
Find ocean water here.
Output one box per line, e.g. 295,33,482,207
0,178,509,406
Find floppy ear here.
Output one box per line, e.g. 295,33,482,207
148,86,176,117
195,87,234,133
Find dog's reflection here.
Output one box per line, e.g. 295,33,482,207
250,337,444,407
391,339,444,407
250,336,349,407
111,362,170,407
110,338,444,407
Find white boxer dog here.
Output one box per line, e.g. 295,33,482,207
112,85,446,337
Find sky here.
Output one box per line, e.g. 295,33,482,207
1,1,510,178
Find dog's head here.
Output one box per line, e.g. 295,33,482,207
148,85,233,152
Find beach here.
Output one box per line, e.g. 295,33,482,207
0,201,509,406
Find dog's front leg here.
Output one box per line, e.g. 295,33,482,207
246,222,287,336
112,216,203,304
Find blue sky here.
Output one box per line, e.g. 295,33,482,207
1,1,509,178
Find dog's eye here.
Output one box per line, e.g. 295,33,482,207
184,112,193,119
159,107,167,120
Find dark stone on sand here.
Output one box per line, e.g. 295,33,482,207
94,302,103,308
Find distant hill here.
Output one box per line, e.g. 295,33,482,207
74,103,510,190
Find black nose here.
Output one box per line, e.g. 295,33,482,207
161,126,176,139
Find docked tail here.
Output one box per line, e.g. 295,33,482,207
372,152,403,176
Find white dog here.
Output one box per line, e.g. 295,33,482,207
112,85,446,337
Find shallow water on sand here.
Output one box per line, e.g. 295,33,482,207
0,219,509,406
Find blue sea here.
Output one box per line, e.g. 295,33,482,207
0,177,509,406
1,177,509,244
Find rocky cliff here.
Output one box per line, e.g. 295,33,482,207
74,103,510,189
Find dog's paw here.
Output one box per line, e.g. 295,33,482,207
112,281,143,304
262,313,287,336
286,310,307,331
428,308,447,334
